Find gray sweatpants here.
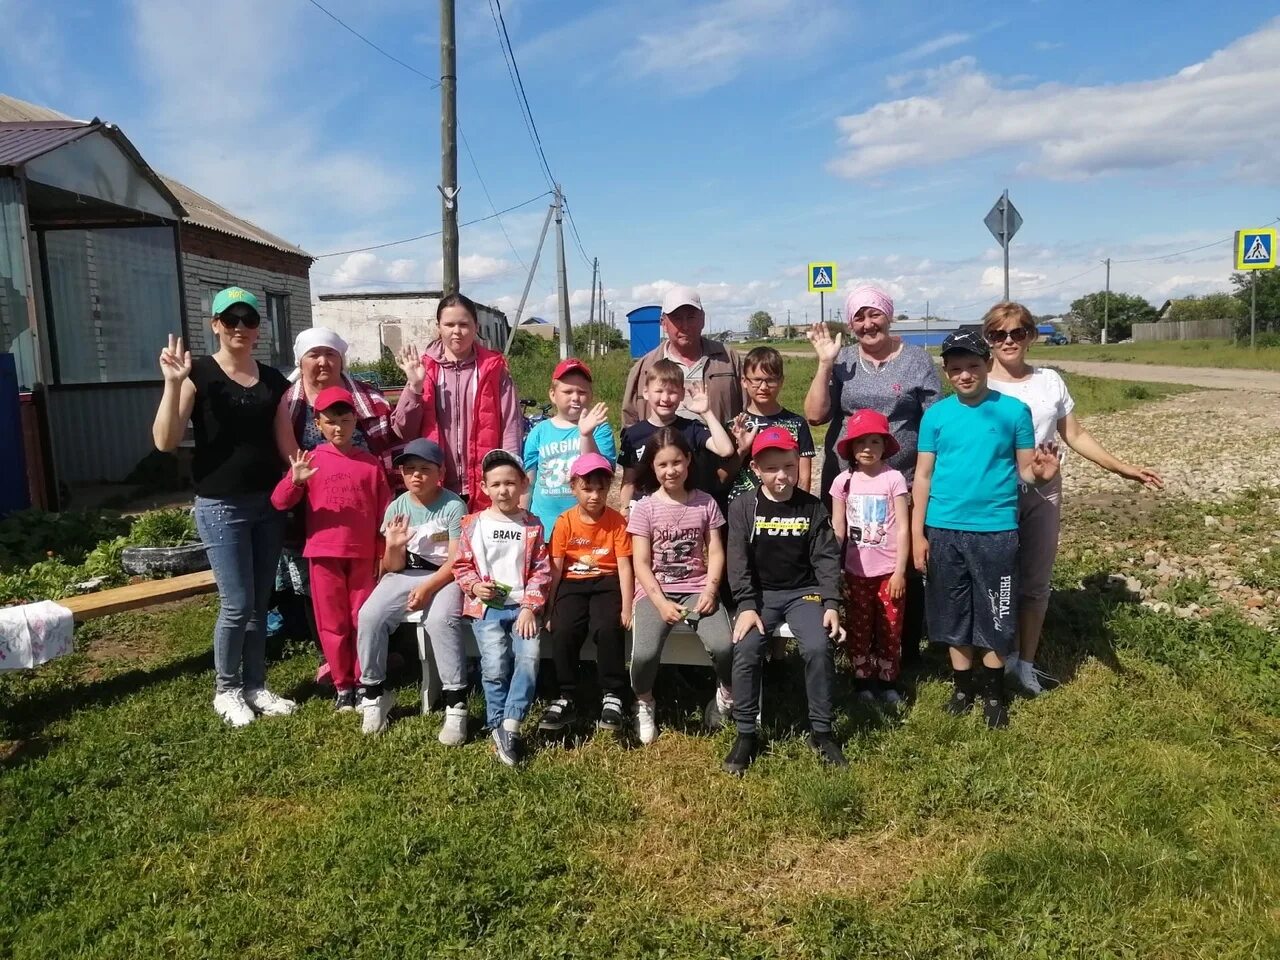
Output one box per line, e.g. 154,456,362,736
356,571,466,689
631,593,734,696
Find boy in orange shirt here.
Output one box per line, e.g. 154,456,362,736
539,453,634,733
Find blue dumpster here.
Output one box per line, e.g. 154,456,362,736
0,353,30,517
627,305,662,359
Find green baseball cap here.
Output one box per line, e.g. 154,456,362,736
211,286,261,317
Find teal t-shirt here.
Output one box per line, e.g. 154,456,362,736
523,419,618,534
382,489,466,570
917,391,1034,532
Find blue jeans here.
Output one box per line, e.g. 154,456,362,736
194,494,285,693
470,605,539,728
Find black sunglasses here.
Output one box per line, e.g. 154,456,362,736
985,328,1028,344
219,309,261,329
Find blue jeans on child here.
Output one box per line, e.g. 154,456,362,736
470,604,540,729
194,494,285,693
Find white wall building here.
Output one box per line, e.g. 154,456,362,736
312,291,510,362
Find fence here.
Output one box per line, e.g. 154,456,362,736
1132,317,1235,342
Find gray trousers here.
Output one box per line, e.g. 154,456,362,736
356,571,466,689
631,593,734,696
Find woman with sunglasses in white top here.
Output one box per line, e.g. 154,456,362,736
984,302,1163,696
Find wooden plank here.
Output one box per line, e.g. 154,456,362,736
61,570,217,621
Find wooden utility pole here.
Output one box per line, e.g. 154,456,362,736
439,0,459,294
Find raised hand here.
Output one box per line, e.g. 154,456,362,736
684,380,710,415
395,344,426,392
578,401,610,436
730,413,760,456
288,449,317,485
159,334,192,383
806,323,843,364
384,514,411,550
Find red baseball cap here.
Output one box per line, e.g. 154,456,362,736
553,358,592,382
314,386,355,413
751,425,799,458
836,409,900,461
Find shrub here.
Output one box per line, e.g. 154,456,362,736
125,509,198,548
0,510,131,572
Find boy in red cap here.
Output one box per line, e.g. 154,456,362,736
539,452,634,734
271,386,392,710
829,410,910,704
523,358,615,535
724,426,846,775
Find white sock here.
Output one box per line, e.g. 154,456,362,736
502,718,520,733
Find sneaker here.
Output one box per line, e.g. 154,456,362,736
244,687,297,717
808,732,849,767
598,694,625,731
334,689,357,712
438,705,469,746
213,689,255,728
983,694,1009,729
703,687,733,731
315,662,332,686
492,727,522,767
722,733,759,776
634,700,658,745
856,687,877,705
879,688,903,706
538,698,576,733
1017,660,1044,697
945,672,976,717
359,689,396,735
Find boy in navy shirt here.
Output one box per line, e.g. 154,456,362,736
912,331,1058,728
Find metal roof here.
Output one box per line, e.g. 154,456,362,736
0,93,311,259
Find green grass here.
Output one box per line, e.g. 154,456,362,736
3,488,1280,957
1040,339,1280,371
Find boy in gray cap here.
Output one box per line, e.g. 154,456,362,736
356,438,469,740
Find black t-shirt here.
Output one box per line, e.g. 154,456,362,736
189,355,289,498
749,488,822,593
619,416,724,497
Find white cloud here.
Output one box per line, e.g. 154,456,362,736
831,17,1280,181
620,0,845,95
899,32,972,62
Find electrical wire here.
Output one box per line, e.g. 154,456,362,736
306,0,440,87
1112,217,1280,264
488,0,556,190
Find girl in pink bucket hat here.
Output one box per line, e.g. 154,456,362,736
829,409,911,704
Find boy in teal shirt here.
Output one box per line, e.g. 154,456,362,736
912,331,1058,728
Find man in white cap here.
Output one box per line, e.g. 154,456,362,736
621,284,746,429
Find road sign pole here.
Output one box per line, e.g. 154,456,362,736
820,291,825,330
1001,189,1010,302
1252,270,1258,349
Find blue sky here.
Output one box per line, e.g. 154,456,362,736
3,0,1279,328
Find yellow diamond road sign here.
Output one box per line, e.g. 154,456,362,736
1236,228,1277,270
808,262,837,293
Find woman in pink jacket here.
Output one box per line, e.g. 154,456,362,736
272,386,392,710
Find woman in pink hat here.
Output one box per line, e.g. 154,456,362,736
984,302,1162,696
804,284,941,663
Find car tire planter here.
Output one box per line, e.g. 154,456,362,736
120,543,210,577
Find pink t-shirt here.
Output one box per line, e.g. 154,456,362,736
627,490,725,598
829,467,908,578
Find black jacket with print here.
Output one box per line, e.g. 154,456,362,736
726,487,842,613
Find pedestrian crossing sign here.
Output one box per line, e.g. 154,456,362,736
808,262,837,293
1236,228,1277,270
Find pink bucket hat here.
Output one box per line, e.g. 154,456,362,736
844,284,894,322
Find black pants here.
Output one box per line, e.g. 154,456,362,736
547,575,628,702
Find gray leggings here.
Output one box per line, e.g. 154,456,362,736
356,571,465,689
630,593,734,696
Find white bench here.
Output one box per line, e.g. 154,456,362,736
403,609,791,717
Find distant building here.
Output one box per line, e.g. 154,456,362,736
517,316,557,341
312,291,509,362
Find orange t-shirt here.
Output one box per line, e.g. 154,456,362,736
550,506,632,580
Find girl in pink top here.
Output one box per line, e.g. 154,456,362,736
272,387,392,708
627,426,734,746
829,410,910,702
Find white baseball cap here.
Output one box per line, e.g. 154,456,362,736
661,285,703,315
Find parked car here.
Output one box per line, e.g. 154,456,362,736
1043,333,1069,346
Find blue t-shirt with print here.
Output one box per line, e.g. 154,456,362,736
917,391,1034,532
523,419,617,534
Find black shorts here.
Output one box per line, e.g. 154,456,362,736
924,527,1018,656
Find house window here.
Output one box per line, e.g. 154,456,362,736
266,293,290,367
43,227,180,384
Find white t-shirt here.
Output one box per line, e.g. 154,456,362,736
988,367,1075,447
473,514,527,605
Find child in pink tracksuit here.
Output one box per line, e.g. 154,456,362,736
272,386,391,709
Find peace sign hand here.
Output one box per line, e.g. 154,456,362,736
159,334,192,383
807,323,843,364
289,450,318,485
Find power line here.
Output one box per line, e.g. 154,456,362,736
488,0,556,190
314,192,552,258
305,0,440,87
1112,217,1280,264
562,198,594,270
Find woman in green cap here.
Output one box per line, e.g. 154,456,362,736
152,286,297,728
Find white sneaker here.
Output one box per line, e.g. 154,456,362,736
634,699,658,745
360,689,396,735
213,689,255,727
1018,660,1044,697
438,705,469,746
244,687,297,717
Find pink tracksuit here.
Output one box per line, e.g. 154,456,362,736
271,443,392,690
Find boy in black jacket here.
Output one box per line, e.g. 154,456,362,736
725,426,846,775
